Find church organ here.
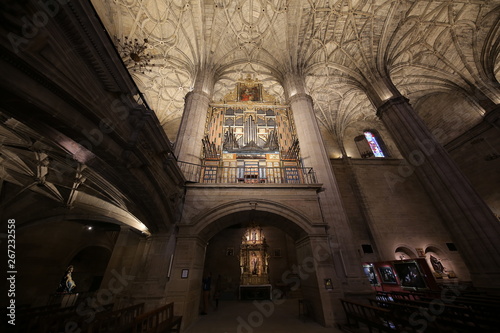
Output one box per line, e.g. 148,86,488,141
201,79,305,184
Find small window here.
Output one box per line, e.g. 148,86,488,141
363,131,385,157
446,243,458,251
361,244,374,254
355,130,389,158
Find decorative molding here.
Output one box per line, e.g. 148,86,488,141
288,93,313,105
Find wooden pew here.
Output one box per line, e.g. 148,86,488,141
87,303,145,333
132,302,182,333
17,304,60,317
340,299,400,332
20,304,81,332
418,295,500,327
370,298,478,333
16,304,61,331
37,303,114,333
375,295,500,333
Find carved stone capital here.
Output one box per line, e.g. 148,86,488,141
185,90,211,103
376,95,410,119
288,93,313,105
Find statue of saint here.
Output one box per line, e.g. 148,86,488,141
251,252,259,275
430,255,445,274
57,265,76,293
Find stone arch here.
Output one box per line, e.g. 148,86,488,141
394,245,417,260
425,244,455,278
18,213,124,231
66,245,112,293
187,199,320,241
170,199,335,328
17,211,148,234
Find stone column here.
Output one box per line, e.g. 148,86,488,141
164,234,207,329
282,73,370,288
113,232,176,311
174,71,215,167
295,235,348,327
97,227,144,308
376,95,500,288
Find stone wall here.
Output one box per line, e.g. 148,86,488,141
331,158,471,282
14,221,118,307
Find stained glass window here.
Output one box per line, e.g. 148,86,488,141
363,131,385,157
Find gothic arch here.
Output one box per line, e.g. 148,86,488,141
17,213,124,231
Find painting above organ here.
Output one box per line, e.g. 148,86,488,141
202,77,310,184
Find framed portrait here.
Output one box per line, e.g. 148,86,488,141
362,264,379,285
238,83,262,102
393,261,427,289
378,266,398,284
181,269,189,279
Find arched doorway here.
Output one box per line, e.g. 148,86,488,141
167,205,337,328
203,223,300,303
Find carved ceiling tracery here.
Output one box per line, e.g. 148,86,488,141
0,118,149,233
91,0,500,147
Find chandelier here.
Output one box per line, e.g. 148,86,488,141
115,36,155,73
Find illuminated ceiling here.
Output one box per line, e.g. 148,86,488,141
91,0,500,148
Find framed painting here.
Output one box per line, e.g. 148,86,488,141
378,266,398,284
238,83,262,102
393,261,427,289
362,264,379,286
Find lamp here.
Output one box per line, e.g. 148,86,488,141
115,36,155,73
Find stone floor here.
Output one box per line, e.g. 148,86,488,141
183,299,345,333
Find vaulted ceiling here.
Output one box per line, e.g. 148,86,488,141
91,0,500,152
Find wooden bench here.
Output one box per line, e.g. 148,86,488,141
374,294,500,333
132,302,182,333
340,299,398,333
87,303,145,333
17,304,60,317
38,303,114,333
370,298,478,333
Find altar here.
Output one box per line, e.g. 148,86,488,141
239,284,272,300
238,222,272,300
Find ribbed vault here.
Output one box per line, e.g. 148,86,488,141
91,0,500,151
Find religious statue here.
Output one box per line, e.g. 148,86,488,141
251,252,259,275
57,265,76,293
430,255,445,274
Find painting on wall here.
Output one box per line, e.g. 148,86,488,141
394,261,427,289
238,83,262,102
362,264,379,285
378,266,398,284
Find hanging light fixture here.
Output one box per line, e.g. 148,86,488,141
115,36,155,74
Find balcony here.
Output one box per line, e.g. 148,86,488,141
177,161,318,185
